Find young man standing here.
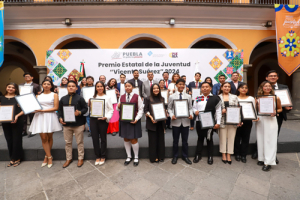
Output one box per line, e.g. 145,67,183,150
212,75,226,95
128,70,143,98
58,81,88,168
168,78,193,165
230,72,243,94
117,73,126,96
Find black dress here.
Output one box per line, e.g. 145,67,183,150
0,96,24,161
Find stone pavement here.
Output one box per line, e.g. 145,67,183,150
0,153,300,200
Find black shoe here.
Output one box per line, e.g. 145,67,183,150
262,165,271,171
182,157,192,165
159,159,164,162
193,155,202,163
207,157,213,165
235,155,241,162
124,158,132,166
112,132,118,136
257,161,264,166
227,161,232,165
252,151,258,159
167,126,172,129
133,159,139,167
88,133,91,137
27,133,35,138
241,156,247,163
222,159,227,164
276,157,279,164
22,131,28,137
171,157,178,164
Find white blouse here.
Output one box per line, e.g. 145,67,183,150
95,94,114,123
238,96,255,107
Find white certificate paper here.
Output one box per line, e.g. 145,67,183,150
19,85,33,95
161,90,169,104
0,106,14,122
152,103,167,121
192,88,201,100
15,93,42,115
259,97,275,114
58,87,68,100
90,100,104,118
122,104,135,121
199,112,214,128
63,106,76,122
82,87,94,102
132,87,140,96
275,89,292,107
226,107,241,124
174,100,189,118
239,102,256,120
106,90,118,104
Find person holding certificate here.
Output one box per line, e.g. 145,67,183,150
159,80,171,130
58,81,88,168
68,75,81,95
0,83,24,167
168,78,193,165
117,82,144,167
255,81,282,171
144,83,166,163
188,72,202,131
218,82,240,165
234,83,256,163
29,80,62,168
192,82,222,165
106,78,120,136
90,81,114,166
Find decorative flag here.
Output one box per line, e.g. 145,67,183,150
79,60,86,82
0,2,4,67
275,4,300,76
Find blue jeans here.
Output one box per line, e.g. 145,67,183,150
86,115,91,130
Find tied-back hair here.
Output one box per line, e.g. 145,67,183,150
171,73,180,83
93,81,106,98
149,83,163,103
4,82,19,96
41,80,55,94
107,78,117,89
236,83,249,96
257,81,275,96
218,82,231,95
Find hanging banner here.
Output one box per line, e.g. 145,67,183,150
0,2,3,67
45,49,243,86
275,4,300,76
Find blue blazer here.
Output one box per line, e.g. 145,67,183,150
188,81,201,92
164,80,172,89
117,82,121,92
230,81,243,95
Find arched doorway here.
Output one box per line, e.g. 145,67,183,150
190,39,230,49
54,38,98,49
119,34,170,49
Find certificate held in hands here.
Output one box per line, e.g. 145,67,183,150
174,99,189,118
132,87,140,96
90,99,105,118
121,103,135,122
63,105,76,122
57,87,68,100
192,88,201,100
225,106,241,124
19,85,33,95
257,96,276,116
82,86,94,103
151,103,167,121
274,89,293,107
239,102,257,120
0,105,14,123
160,89,169,104
15,93,42,115
199,111,215,129
106,90,118,104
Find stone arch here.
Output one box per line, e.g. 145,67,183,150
188,34,237,49
119,33,170,49
49,34,101,49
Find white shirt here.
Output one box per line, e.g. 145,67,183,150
95,95,114,123
117,92,144,121
24,82,32,86
120,83,125,96
233,81,238,89
273,83,278,89
135,80,138,87
192,93,222,124
168,83,187,95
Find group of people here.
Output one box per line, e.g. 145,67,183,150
0,69,291,172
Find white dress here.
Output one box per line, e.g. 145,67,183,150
29,92,62,134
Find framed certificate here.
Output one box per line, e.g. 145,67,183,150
106,89,118,104
199,111,215,129
82,86,94,103
19,85,33,95
0,105,14,123
191,88,201,100
256,95,276,116
174,99,189,118
160,89,169,104
90,99,105,118
151,102,167,121
275,89,293,107
63,105,76,122
132,87,140,96
239,101,257,120
15,93,43,115
57,87,68,100
121,103,135,122
225,106,241,125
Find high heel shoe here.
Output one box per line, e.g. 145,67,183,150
222,159,227,164
47,156,53,168
227,161,232,165
41,156,47,168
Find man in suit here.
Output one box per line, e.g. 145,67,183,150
188,72,202,131
142,71,158,98
230,72,243,94
117,73,126,96
20,72,41,137
99,75,106,86
180,75,189,94
163,72,171,90
128,70,143,99
168,78,193,165
212,75,226,95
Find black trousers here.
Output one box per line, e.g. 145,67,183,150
3,117,24,161
166,117,171,128
172,125,189,158
90,118,108,159
148,122,165,162
23,113,34,132
234,120,252,157
195,121,214,157
276,114,284,136
190,118,195,128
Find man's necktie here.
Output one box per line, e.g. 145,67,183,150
180,93,182,100
150,81,152,87
196,81,198,88
127,93,130,102
135,80,138,87
166,81,168,89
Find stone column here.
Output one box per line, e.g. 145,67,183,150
243,64,252,84
288,68,300,119
33,66,47,84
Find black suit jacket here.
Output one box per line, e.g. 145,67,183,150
128,78,143,97
188,81,202,92
20,82,41,95
230,81,243,95
277,83,289,121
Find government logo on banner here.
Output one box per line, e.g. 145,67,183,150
275,4,300,76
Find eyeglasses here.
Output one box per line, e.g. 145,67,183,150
268,75,278,78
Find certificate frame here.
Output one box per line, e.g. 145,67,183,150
15,93,43,115
106,89,118,104
239,101,257,120
90,98,105,118
63,105,76,123
256,95,277,116
151,102,167,121
0,105,15,123
174,99,189,118
160,89,169,105
82,86,95,103
274,88,293,107
225,106,241,125
120,103,136,122
57,86,68,100
199,111,215,129
191,87,201,100
19,85,33,95
132,87,140,96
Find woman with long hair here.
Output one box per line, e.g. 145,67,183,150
44,76,58,93
29,80,62,168
144,83,166,163
0,83,24,167
256,81,282,171
168,73,182,95
80,77,87,89
60,77,69,87
68,75,81,95
106,78,120,136
204,77,213,87
89,81,114,166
